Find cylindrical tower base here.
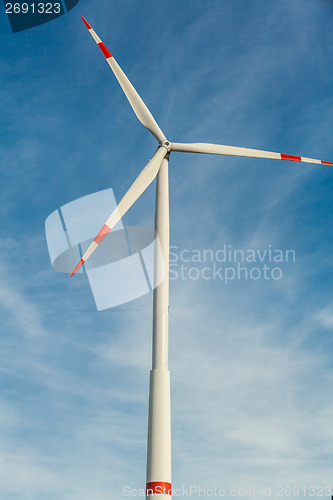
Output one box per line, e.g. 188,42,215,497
146,369,171,499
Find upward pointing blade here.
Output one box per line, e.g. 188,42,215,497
171,142,333,165
81,16,166,144
70,146,168,277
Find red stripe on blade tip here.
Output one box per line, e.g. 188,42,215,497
281,153,302,162
321,160,333,165
70,258,84,277
81,16,91,29
98,42,112,59
146,482,172,495
94,224,111,245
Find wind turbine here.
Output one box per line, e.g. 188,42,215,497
71,16,333,498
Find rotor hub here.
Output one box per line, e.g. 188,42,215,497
160,140,171,152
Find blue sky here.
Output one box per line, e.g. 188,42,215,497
1,0,333,498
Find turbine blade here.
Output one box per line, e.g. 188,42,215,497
70,146,168,277
170,142,333,166
81,16,166,144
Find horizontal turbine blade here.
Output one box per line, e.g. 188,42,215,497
171,142,333,166
81,16,166,144
70,146,168,277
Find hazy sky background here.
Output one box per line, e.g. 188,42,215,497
1,0,333,499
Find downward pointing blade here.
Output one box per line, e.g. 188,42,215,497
171,142,333,165
81,16,166,144
70,146,168,277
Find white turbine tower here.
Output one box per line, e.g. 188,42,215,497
71,16,333,499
